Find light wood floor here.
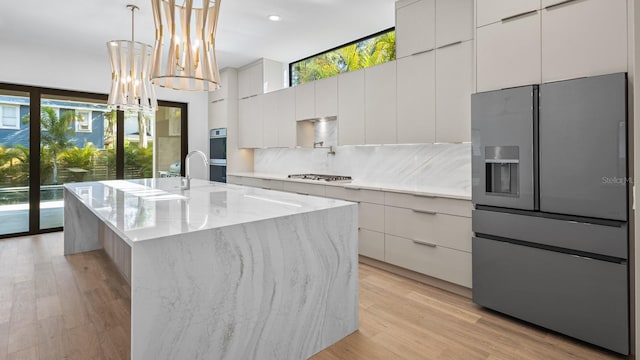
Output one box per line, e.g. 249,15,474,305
0,233,628,360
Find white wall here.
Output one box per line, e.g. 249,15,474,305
0,41,210,180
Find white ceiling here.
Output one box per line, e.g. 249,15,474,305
0,0,396,70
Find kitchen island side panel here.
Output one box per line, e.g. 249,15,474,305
63,188,102,255
131,204,358,360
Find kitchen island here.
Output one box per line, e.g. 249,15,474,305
63,178,358,360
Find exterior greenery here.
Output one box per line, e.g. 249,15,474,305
290,29,396,86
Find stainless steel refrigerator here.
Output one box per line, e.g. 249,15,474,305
471,73,629,354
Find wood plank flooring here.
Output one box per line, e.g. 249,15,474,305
0,233,629,359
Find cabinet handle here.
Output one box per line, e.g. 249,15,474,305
412,239,437,248
211,99,225,104
412,209,437,215
413,193,436,199
349,187,361,191
295,192,309,195
544,0,577,10
436,41,462,50
501,10,537,22
410,48,435,56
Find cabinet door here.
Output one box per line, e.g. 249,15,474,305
277,88,296,148
261,91,279,148
208,99,227,130
295,82,315,120
477,0,540,27
397,51,435,143
436,40,473,143
238,96,262,148
315,76,338,118
396,0,435,58
476,11,541,92
365,61,397,144
541,0,627,82
338,69,365,145
435,0,473,47
238,62,263,98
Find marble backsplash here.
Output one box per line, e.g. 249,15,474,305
254,143,471,196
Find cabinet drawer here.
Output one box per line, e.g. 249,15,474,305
359,203,384,233
359,229,384,261
282,181,326,197
385,206,471,252
226,175,245,185
385,234,471,287
476,11,541,92
325,186,385,204
541,0,627,82
384,192,472,217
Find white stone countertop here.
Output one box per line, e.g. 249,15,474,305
227,172,472,201
64,177,354,244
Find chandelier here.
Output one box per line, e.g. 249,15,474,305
107,4,158,112
150,0,221,91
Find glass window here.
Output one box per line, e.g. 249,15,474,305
0,104,20,129
290,28,396,86
75,110,92,132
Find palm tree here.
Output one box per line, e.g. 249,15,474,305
39,107,76,184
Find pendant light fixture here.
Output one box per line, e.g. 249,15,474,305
150,0,221,91
107,4,158,112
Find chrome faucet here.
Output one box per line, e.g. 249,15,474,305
181,150,209,190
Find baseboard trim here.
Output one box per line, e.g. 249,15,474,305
359,256,472,298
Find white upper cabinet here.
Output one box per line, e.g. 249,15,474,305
238,96,262,148
261,91,279,148
436,40,473,143
208,99,227,130
435,0,473,47
277,88,296,148
238,62,263,99
315,77,338,118
365,61,397,145
295,82,315,120
397,50,435,144
338,69,366,145
541,0,627,82
476,11,541,92
476,0,540,27
238,59,284,99
396,0,436,58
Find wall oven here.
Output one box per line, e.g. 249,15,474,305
209,128,227,183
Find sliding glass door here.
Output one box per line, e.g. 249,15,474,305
0,84,187,238
0,89,30,236
39,94,116,230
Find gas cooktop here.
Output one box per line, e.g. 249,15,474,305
287,174,352,182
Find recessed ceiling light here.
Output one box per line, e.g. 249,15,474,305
268,15,281,22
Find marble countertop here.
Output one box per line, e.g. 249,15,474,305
227,172,472,201
64,178,354,244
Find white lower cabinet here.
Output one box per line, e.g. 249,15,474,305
226,176,473,288
385,234,471,287
359,229,385,261
384,206,471,252
282,181,326,197
359,202,385,233
325,186,385,204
